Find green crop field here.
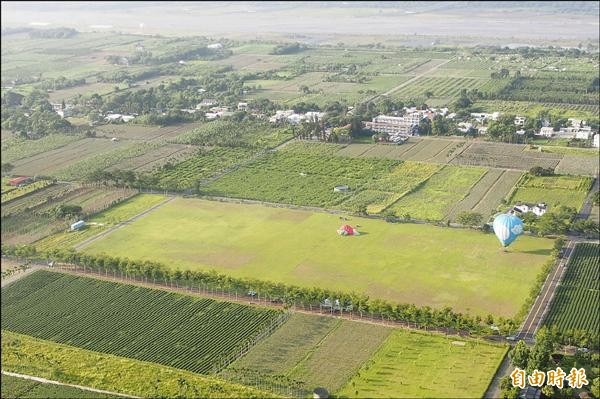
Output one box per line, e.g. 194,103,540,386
1,331,271,399
508,174,592,211
544,243,599,334
230,313,391,393
83,197,555,317
337,329,508,398
1,271,283,374
388,165,487,221
1,374,119,399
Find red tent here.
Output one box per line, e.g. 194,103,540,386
341,225,354,235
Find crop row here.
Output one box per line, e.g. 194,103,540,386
0,180,54,204
544,243,599,334
1,271,283,374
152,147,257,191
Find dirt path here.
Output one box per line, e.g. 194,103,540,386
73,196,175,250
1,265,44,288
483,352,511,399
1,370,139,398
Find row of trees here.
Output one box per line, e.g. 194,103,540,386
2,244,516,336
503,326,599,398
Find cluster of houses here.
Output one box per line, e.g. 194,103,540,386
513,203,547,217
362,107,599,147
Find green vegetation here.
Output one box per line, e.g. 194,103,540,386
1,374,119,398
1,180,54,204
544,243,599,344
33,193,165,251
82,197,554,317
1,271,283,374
1,331,272,398
149,147,257,191
508,174,592,211
389,165,487,221
231,314,391,393
338,329,508,398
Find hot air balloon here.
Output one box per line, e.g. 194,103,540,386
492,213,524,248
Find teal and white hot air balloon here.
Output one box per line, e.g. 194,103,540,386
492,213,524,248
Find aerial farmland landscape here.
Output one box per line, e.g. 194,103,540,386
1,1,599,398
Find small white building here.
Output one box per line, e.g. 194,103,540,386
514,116,526,127
71,220,85,231
513,203,547,217
237,102,248,111
207,43,223,49
593,133,599,148
537,127,555,137
205,112,219,120
333,185,350,193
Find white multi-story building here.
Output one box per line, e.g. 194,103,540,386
364,114,420,136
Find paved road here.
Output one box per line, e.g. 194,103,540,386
74,196,175,250
516,239,576,342
1,371,138,398
576,176,599,220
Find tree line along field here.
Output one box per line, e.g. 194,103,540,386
82,197,555,318
1,374,119,399
1,331,272,399
544,243,599,334
1,271,284,374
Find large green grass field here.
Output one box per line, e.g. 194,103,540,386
337,329,508,398
83,198,555,317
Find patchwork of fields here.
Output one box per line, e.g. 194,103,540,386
1,184,138,245
82,197,554,317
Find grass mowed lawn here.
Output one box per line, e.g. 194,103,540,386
84,198,554,317
337,329,507,398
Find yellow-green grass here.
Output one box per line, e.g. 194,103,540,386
2,374,119,398
338,329,508,398
509,174,592,211
231,313,391,393
34,194,167,251
1,331,272,399
83,198,554,317
389,165,487,221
